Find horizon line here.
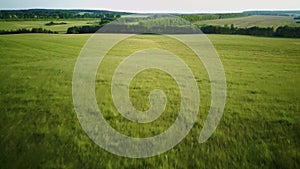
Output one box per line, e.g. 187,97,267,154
0,7,299,14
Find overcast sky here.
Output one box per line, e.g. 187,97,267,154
0,0,299,13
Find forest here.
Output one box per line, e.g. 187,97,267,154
0,9,125,20
200,25,300,38
66,23,300,38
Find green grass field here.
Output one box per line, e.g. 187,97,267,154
195,15,300,28
0,19,99,33
0,33,299,168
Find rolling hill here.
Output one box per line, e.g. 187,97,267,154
194,15,300,28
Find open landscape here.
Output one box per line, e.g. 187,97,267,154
0,19,99,33
194,15,299,28
0,7,299,169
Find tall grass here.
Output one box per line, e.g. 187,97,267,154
0,34,299,168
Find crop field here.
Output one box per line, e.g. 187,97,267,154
0,19,98,33
0,33,299,169
195,15,300,28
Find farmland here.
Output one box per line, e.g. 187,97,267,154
0,33,299,168
0,19,98,33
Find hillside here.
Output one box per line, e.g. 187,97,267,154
195,15,300,28
0,34,299,168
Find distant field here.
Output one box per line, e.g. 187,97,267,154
195,15,300,28
1,15,299,34
0,19,99,33
0,34,299,168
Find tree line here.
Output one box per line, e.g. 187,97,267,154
0,9,124,20
45,21,67,26
181,13,246,22
243,10,300,17
199,25,300,38
66,23,300,38
0,28,58,34
67,26,102,34
67,24,200,34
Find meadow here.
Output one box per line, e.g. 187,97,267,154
0,33,299,169
195,15,300,28
0,19,98,33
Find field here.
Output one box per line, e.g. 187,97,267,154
0,19,98,33
195,15,300,28
0,33,299,169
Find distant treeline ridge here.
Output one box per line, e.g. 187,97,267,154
66,24,300,38
0,28,58,34
199,25,300,38
0,9,125,20
67,24,200,34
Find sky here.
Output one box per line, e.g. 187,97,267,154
0,0,299,13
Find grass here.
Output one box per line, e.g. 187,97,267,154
0,33,299,168
0,19,99,33
195,15,300,28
